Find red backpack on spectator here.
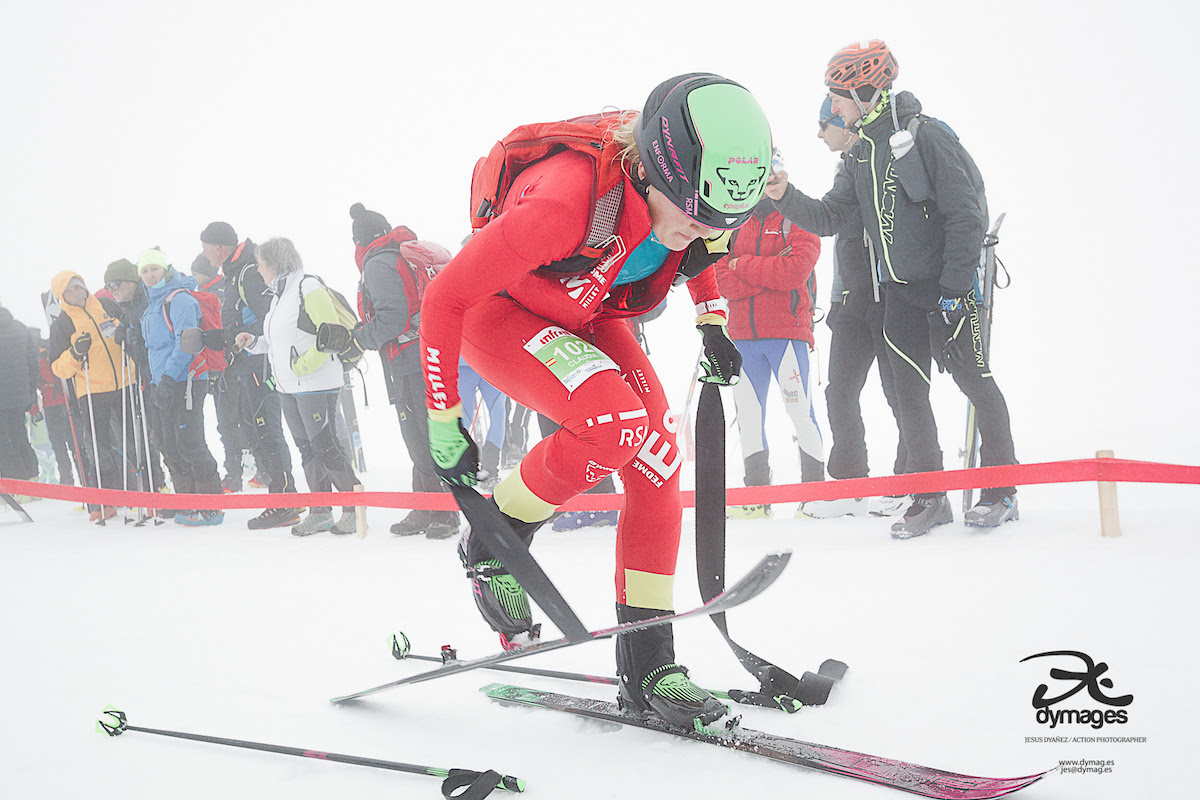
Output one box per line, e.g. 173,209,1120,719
162,288,226,376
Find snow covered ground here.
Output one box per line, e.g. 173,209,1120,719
3,1,1199,798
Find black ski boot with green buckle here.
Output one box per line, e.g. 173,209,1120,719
614,603,729,730
458,497,548,650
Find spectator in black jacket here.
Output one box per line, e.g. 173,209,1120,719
348,204,459,540
0,304,39,480
200,221,300,529
766,40,1018,538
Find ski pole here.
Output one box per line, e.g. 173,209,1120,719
136,375,164,525
120,344,131,523
82,358,107,526
96,707,526,799
390,633,804,713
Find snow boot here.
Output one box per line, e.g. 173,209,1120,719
551,509,619,531
727,504,774,520
291,509,335,536
797,497,868,519
330,510,357,535
889,493,953,539
615,604,728,729
175,509,225,527
247,507,302,530
964,491,1019,528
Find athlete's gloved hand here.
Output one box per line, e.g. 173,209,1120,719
429,415,480,487
934,294,969,373
70,332,92,361
697,324,742,385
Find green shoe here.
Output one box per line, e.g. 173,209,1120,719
641,664,729,729
726,504,773,520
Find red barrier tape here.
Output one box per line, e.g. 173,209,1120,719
2,458,1197,514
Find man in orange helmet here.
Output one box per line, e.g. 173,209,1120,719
765,40,1019,538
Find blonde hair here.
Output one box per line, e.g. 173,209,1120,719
608,111,642,176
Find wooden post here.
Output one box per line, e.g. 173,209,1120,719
1096,450,1121,538
354,484,368,539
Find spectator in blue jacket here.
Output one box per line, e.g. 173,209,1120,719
138,248,224,526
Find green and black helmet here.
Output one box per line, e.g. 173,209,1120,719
634,73,773,231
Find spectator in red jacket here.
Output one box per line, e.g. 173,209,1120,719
714,198,824,519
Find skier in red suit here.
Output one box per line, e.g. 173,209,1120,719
420,74,773,729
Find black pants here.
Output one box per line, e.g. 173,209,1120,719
0,410,37,480
42,403,77,485
211,374,248,483
883,279,1016,485
151,380,222,495
75,390,138,501
224,369,295,493
280,390,358,513
389,364,444,494
825,287,907,479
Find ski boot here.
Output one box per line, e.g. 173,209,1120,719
727,504,773,520
615,604,728,730
889,493,953,539
964,490,1019,528
458,498,547,649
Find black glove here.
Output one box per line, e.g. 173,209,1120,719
154,375,184,412
70,332,92,361
316,322,365,368
113,324,127,347
697,324,742,385
933,294,970,373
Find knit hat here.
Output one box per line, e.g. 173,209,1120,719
136,248,170,272
103,258,139,285
191,252,217,280
350,203,391,247
200,221,238,246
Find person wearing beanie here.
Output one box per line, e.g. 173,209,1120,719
96,255,167,494
796,97,908,520
46,270,137,522
765,40,1019,537
348,203,460,540
199,220,299,529
137,248,224,526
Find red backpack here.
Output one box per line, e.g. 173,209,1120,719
357,230,454,361
469,112,632,273
163,288,225,376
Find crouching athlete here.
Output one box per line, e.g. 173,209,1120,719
420,74,773,729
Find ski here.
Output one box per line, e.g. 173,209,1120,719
340,372,367,473
329,552,790,704
1,493,33,523
391,638,850,713
961,213,1007,513
483,683,1050,799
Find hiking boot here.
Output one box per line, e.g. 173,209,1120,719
247,507,302,530
247,472,268,489
390,509,434,536
964,492,1019,528
463,559,536,649
726,504,773,520
175,509,225,527
425,513,460,540
615,605,727,729
330,510,357,535
221,475,241,494
552,509,620,531
292,510,335,536
890,493,953,539
797,497,868,519
88,506,117,523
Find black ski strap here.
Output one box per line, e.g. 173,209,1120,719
694,382,839,706
441,768,517,799
450,485,589,643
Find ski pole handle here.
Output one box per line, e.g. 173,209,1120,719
441,768,526,798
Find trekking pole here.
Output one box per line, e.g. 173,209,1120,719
120,344,132,524
137,376,164,526
96,707,526,799
125,353,149,525
60,378,88,492
82,358,107,526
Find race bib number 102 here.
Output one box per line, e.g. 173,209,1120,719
523,326,619,393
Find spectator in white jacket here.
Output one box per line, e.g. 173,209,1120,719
235,237,361,536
